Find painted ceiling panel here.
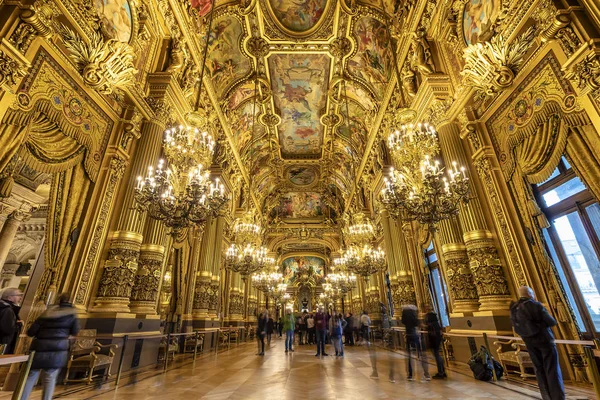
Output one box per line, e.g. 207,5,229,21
266,0,329,33
269,53,330,158
229,100,266,155
337,100,369,157
348,17,393,99
206,16,251,98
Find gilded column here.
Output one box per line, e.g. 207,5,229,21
228,272,244,321
192,217,216,319
129,218,167,314
92,116,167,313
391,219,417,307
437,122,511,310
0,210,30,269
208,216,224,320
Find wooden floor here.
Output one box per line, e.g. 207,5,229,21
18,337,593,399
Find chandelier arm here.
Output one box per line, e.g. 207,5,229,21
194,3,216,111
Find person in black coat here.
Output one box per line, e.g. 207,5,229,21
401,304,430,380
256,311,268,356
425,307,446,379
344,312,354,345
0,287,23,354
266,316,274,345
510,286,565,400
22,293,80,400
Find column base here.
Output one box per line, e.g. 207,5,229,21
453,300,480,313
192,309,210,319
478,295,512,311
91,297,131,313
129,301,157,315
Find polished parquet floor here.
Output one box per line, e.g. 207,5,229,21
74,337,557,400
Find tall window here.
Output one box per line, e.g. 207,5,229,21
425,242,450,327
534,157,600,337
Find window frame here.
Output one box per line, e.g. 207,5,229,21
534,158,600,338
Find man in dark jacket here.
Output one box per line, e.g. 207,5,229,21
510,286,565,400
401,304,430,381
0,287,23,354
314,307,328,356
22,293,80,400
256,311,268,356
344,312,354,345
425,307,446,379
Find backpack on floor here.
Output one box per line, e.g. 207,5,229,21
468,346,494,381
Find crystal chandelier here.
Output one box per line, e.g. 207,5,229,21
381,121,470,231
326,268,357,294
134,125,227,235
252,267,283,293
225,212,274,278
268,283,288,303
344,213,377,245
340,244,386,278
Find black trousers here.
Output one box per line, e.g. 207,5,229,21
344,330,354,345
430,338,444,375
257,333,265,354
523,340,565,400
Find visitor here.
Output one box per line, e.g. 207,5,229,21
510,286,565,400
314,307,328,356
425,306,446,379
344,312,354,345
402,304,430,381
257,311,268,356
267,315,274,346
360,311,371,345
0,287,23,355
299,312,307,345
284,309,295,353
21,293,80,400
307,313,315,344
278,316,283,337
332,313,347,357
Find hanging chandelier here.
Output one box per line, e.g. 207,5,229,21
252,267,283,293
340,244,386,278
268,283,288,303
380,121,470,231
326,268,357,294
225,211,274,278
134,125,227,235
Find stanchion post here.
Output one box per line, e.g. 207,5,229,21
164,332,171,371
115,335,129,388
11,351,35,400
215,329,219,354
483,333,498,382
193,331,199,364
584,345,600,400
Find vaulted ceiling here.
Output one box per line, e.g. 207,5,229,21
199,0,398,221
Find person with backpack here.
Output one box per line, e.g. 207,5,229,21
425,306,446,379
21,293,80,400
510,286,565,400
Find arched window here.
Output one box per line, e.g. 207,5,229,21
424,242,449,327
534,156,600,336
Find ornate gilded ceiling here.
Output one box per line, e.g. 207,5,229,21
195,0,400,229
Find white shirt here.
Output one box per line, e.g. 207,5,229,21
360,314,371,327
307,317,315,329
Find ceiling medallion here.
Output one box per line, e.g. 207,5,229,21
285,165,318,187
262,0,333,38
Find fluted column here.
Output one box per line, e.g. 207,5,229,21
192,217,216,318
228,272,244,321
129,217,168,314
391,219,417,307
0,210,29,269
437,123,512,310
92,118,166,313
380,210,400,277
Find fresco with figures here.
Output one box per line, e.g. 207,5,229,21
270,192,323,219
267,0,328,33
227,81,256,110
269,53,330,157
282,256,325,284
337,101,368,156
230,101,265,154
348,17,393,98
206,16,251,97
95,0,133,43
462,0,502,45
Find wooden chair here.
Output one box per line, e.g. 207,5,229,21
184,333,204,354
494,339,535,379
158,336,178,361
64,329,118,384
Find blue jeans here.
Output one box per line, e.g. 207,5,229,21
316,329,327,355
22,369,59,400
285,330,294,350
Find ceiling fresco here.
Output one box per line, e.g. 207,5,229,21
206,15,251,98
282,256,325,286
337,100,369,157
348,17,393,99
285,165,318,187
269,53,330,158
266,0,329,33
229,100,266,154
